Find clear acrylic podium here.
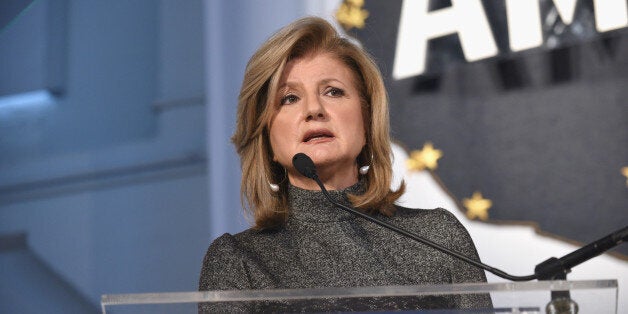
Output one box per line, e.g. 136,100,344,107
101,279,617,313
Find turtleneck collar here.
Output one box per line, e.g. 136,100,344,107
287,180,366,223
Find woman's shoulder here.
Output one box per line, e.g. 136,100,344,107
199,228,284,290
391,205,459,222
206,227,283,255
200,231,254,273
387,205,468,235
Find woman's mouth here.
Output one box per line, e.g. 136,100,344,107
302,129,334,143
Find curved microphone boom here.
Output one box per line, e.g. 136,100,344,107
291,153,537,281
292,153,628,282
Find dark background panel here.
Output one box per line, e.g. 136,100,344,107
354,0,628,255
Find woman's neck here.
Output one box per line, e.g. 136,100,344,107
287,164,359,191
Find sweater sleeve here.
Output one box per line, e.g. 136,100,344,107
198,233,252,291
198,233,252,313
436,208,493,309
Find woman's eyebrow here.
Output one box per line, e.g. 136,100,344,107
277,81,300,91
319,78,348,87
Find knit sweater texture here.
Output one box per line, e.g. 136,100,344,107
198,181,492,312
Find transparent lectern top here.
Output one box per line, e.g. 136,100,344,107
101,279,618,314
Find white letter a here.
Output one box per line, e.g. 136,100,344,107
393,0,498,80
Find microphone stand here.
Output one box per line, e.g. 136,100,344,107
534,225,628,313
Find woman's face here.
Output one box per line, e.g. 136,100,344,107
269,52,366,190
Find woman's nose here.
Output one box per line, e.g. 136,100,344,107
304,97,326,121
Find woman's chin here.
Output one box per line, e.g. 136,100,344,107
307,153,337,167
299,144,334,158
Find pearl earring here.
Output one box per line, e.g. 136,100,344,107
269,165,287,193
359,165,370,175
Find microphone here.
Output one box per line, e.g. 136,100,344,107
291,153,627,282
292,153,318,180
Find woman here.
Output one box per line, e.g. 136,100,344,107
199,16,491,312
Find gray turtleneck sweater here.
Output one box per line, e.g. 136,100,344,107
198,182,492,312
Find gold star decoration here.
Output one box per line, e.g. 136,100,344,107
463,191,492,221
622,167,628,187
406,142,443,171
335,0,369,30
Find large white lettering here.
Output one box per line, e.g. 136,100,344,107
393,0,628,80
392,0,498,80
593,0,628,32
505,0,628,51
552,0,628,32
506,0,543,52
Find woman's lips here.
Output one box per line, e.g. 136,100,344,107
302,129,334,143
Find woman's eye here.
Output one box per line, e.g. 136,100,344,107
280,94,299,105
325,87,345,97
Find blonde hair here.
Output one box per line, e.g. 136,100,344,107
232,16,404,229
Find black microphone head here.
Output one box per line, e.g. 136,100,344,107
292,153,317,179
